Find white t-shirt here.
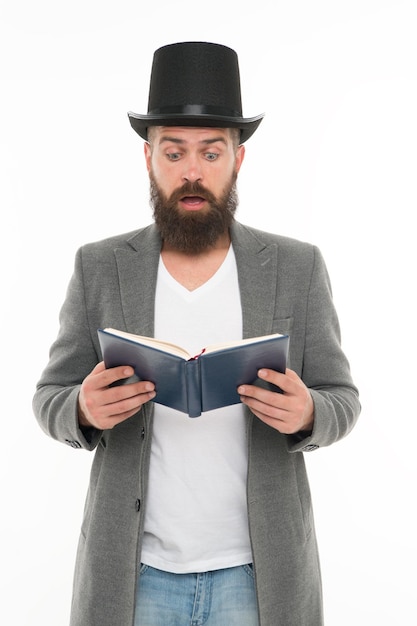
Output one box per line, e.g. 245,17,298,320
141,246,253,573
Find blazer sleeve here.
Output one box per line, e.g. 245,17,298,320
287,245,361,452
32,247,103,451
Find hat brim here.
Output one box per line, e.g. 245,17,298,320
127,111,264,144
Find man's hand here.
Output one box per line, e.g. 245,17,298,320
238,368,314,434
78,362,156,430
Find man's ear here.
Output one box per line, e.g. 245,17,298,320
144,141,152,172
236,144,245,174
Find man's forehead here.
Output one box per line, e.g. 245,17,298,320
151,126,232,143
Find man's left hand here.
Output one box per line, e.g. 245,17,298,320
238,368,314,434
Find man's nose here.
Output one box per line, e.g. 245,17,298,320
182,156,203,183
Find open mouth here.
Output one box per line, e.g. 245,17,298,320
180,195,207,210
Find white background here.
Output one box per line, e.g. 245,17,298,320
1,1,416,624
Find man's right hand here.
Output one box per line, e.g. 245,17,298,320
78,362,156,430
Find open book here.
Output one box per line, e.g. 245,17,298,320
98,328,290,417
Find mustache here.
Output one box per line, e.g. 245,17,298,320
168,181,218,205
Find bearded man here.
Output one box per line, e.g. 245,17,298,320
33,42,360,626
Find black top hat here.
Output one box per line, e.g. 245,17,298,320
128,42,264,144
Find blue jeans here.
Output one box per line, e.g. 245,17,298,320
134,563,259,626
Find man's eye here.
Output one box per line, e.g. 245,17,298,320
167,153,181,161
205,152,218,161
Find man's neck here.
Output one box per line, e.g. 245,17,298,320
160,232,231,291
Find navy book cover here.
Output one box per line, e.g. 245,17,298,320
98,328,290,417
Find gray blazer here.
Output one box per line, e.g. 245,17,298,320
33,221,360,626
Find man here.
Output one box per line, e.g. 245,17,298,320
33,42,360,626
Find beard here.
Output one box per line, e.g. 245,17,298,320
149,172,239,254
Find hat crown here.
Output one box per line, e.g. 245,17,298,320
127,41,264,143
147,42,243,117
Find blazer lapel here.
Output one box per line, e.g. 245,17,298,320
231,222,278,339
113,225,161,337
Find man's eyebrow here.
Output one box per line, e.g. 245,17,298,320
159,136,184,145
200,137,228,146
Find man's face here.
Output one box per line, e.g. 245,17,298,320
144,127,245,253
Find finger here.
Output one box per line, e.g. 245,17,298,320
104,387,156,415
96,365,135,387
238,380,290,410
240,393,304,435
85,385,156,428
257,368,301,395
105,380,155,404
92,363,138,389
239,381,288,415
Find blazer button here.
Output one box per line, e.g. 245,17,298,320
135,499,141,512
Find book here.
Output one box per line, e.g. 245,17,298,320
97,328,290,418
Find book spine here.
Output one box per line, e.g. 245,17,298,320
185,359,202,417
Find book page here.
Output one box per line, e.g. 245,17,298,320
103,328,285,360
103,328,192,359
203,333,284,354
